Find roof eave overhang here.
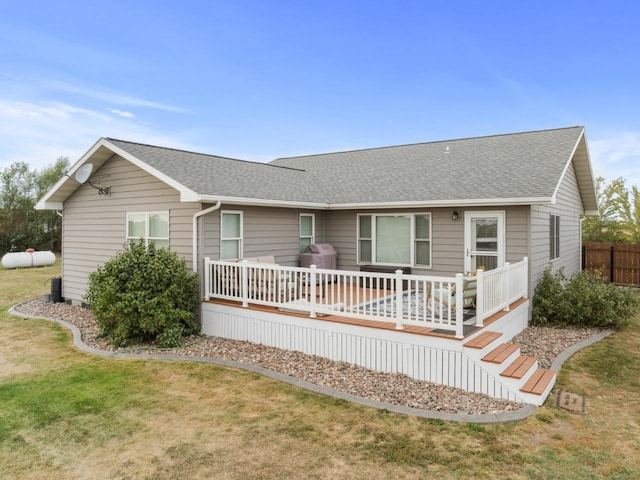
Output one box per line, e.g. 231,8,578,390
550,128,599,214
325,197,553,210
35,137,110,210
197,195,553,210
35,201,64,210
197,195,329,209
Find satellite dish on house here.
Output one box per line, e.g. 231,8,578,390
74,163,94,184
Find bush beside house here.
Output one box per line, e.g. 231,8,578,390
85,242,200,347
532,267,638,330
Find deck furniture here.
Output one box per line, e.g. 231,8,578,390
220,256,297,302
431,276,478,309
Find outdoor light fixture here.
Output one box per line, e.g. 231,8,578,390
452,211,459,221
72,163,111,196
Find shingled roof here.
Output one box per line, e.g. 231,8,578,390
270,126,595,208
36,126,597,212
105,139,325,204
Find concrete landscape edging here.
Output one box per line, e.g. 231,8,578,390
8,304,614,424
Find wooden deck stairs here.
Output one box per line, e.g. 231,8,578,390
463,330,556,406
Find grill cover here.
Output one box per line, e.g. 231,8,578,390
300,243,337,269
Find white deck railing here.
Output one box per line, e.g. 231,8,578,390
204,257,528,339
475,257,529,324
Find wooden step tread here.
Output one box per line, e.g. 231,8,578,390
482,343,519,364
520,369,556,395
500,355,537,379
463,331,502,349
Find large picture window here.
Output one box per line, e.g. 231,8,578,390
299,213,315,252
550,214,560,260
221,211,243,260
357,213,431,267
126,212,169,249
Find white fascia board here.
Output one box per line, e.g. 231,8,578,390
101,139,200,202
550,127,598,213
197,195,552,210
180,190,201,202
197,195,329,209
35,201,64,210
326,197,553,210
35,138,110,210
550,129,583,204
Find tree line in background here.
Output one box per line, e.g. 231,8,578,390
582,177,640,244
0,158,69,254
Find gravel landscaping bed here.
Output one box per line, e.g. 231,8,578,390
14,299,603,415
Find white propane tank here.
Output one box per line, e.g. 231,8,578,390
1,250,56,269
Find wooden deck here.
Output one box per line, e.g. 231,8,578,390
201,293,547,404
204,296,529,341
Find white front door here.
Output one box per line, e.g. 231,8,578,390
464,211,505,272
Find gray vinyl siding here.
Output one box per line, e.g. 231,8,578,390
62,155,200,302
200,206,326,266
529,161,584,291
325,206,529,276
199,204,530,278
324,210,356,269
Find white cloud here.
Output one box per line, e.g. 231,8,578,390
0,97,195,171
589,131,640,188
109,109,136,119
45,80,190,114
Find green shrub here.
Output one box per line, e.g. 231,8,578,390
85,242,200,347
531,267,566,326
532,266,638,329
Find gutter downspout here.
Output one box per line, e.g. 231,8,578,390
192,201,221,273
580,216,586,270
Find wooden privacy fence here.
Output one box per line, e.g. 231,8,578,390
582,242,640,286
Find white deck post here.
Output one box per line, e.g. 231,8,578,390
395,269,404,330
204,257,211,300
523,256,529,299
455,273,464,338
241,260,249,308
475,269,484,327
504,262,511,311
309,265,317,318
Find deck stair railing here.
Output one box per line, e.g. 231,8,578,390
204,257,528,339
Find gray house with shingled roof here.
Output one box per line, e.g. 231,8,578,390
37,125,597,306
36,125,599,406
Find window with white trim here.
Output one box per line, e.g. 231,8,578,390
550,214,560,260
357,213,431,267
126,212,169,249
221,211,243,259
299,213,315,252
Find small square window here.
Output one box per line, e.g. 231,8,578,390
126,212,169,249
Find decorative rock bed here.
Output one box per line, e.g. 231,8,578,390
14,299,603,416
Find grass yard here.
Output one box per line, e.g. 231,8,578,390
1,261,639,479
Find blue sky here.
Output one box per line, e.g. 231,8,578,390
1,0,639,189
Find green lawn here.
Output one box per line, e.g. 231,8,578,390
1,261,639,479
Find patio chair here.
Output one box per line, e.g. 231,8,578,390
431,277,477,310
217,256,296,302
